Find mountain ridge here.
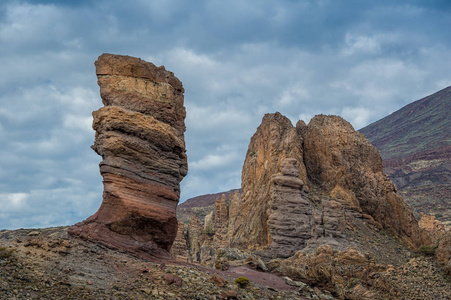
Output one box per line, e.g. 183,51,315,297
360,86,451,160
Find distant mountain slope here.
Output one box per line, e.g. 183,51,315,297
177,189,240,225
179,189,240,209
360,86,451,160
360,86,451,225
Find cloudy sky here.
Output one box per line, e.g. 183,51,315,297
1,0,450,229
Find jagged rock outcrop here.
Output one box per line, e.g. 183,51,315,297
225,112,431,257
171,221,189,261
268,158,313,258
69,54,187,257
228,112,308,250
186,216,204,263
211,195,230,248
186,193,234,265
303,115,431,249
418,213,447,240
436,232,451,275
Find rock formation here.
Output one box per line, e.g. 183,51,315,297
303,115,432,249
436,232,451,275
171,221,189,261
418,213,447,240
69,54,187,257
267,158,313,257
228,112,307,250
225,113,431,257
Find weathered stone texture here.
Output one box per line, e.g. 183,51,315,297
302,115,431,248
418,213,447,240
69,54,187,257
226,112,431,257
171,221,189,261
268,158,313,258
228,113,307,250
436,232,451,275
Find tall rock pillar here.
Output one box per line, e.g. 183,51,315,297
69,54,188,257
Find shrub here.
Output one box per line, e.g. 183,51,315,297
235,276,250,288
418,244,437,256
204,225,215,237
0,247,14,259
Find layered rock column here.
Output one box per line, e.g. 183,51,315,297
69,54,187,257
268,158,313,258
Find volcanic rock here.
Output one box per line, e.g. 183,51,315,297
228,112,307,250
186,216,205,263
69,54,187,257
436,231,451,275
418,213,447,240
225,112,431,257
268,158,313,258
171,221,189,262
303,115,431,248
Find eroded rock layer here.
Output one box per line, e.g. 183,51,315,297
69,54,187,257
228,113,307,250
226,113,431,256
303,115,431,249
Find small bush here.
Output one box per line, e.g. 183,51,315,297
235,276,250,288
0,247,14,259
418,244,437,256
204,225,215,237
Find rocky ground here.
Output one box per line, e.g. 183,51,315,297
1,227,450,299
0,227,302,299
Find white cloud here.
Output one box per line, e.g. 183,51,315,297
278,84,309,106
190,152,240,171
187,105,252,130
341,107,371,130
0,193,29,212
63,114,93,133
342,34,382,56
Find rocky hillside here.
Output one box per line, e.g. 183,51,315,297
179,189,240,209
177,189,240,225
360,86,451,225
173,112,451,299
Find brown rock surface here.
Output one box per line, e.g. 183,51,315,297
228,113,307,250
268,158,313,258
171,221,189,262
226,112,430,257
69,54,187,257
418,213,447,240
302,115,431,249
436,231,451,274
186,216,205,263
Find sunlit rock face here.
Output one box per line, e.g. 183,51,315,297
227,112,307,251
226,113,431,257
302,115,431,249
69,54,187,258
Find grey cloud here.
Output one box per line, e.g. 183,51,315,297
1,0,451,229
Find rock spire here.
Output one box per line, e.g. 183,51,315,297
69,54,187,257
